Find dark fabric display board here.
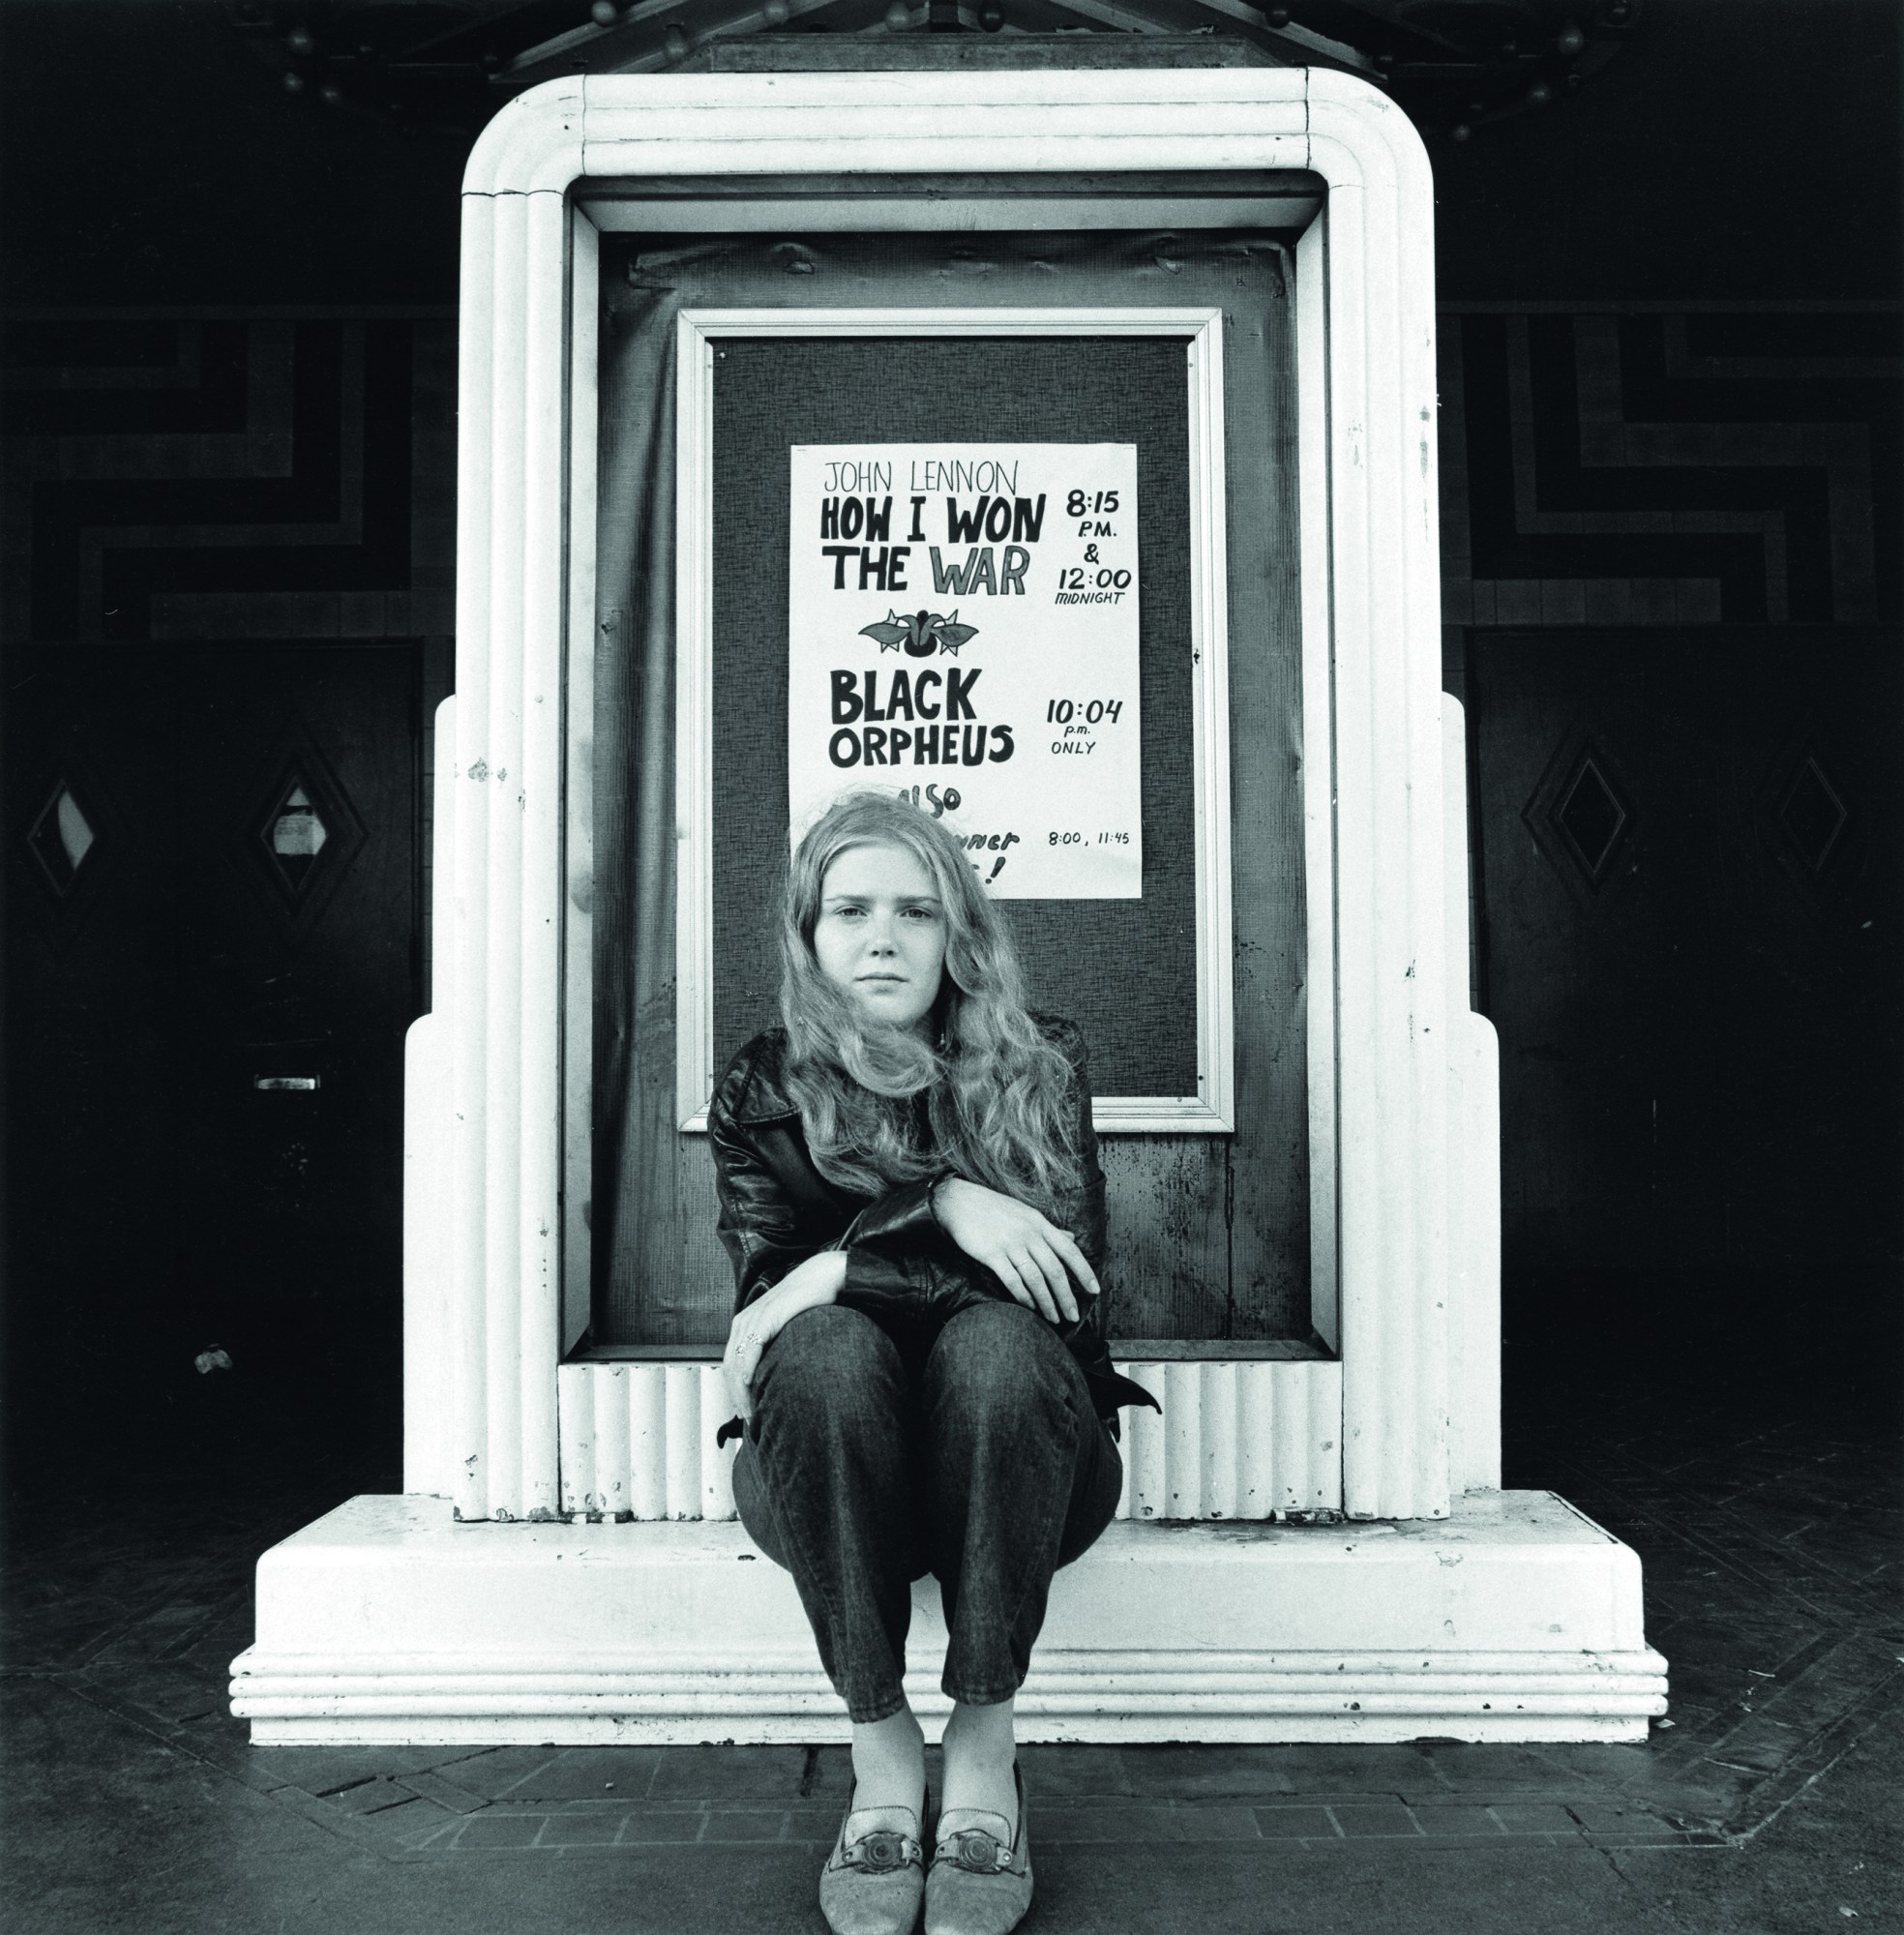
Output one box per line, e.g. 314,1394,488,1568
589,229,1309,1348
711,335,1198,1096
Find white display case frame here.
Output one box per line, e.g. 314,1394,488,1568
672,305,1235,1136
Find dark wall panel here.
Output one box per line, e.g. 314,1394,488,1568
1468,628,1903,1315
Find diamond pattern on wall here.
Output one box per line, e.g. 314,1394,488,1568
264,779,330,895
247,736,366,938
1776,757,1849,876
1553,753,1629,884
26,779,98,895
1754,737,1865,921
1522,725,1637,909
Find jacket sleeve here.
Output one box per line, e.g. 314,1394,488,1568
840,1176,949,1252
841,1018,1103,1268
1039,1019,1160,1423
847,1021,1156,1422
706,1052,829,1316
836,1018,1102,1326
836,1176,974,1322
1043,1018,1108,1279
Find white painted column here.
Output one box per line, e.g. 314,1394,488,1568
1443,697,1502,1492
445,84,584,1520
402,694,458,1498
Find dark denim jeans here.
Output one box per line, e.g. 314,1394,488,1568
731,1297,1123,1723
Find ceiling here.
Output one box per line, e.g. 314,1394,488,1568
219,0,1643,143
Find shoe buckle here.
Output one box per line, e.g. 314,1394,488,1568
940,1827,1010,1873
844,1829,915,1873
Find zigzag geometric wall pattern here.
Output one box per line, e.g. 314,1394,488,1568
0,313,458,992
5,307,1891,651
1441,307,1900,629
2,304,1893,1076
0,315,456,644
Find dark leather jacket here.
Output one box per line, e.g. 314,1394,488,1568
706,1016,1159,1435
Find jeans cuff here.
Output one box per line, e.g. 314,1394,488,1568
939,1676,1024,1709
846,1688,913,1725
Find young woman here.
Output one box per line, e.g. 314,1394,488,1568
708,789,1157,1935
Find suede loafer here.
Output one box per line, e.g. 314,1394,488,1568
925,1763,1031,1935
818,1785,929,1935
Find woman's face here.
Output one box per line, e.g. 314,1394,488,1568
812,840,948,1035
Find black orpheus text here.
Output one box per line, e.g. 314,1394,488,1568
826,667,1014,769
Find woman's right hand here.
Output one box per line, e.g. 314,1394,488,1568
931,1177,1098,1327
721,1249,848,1426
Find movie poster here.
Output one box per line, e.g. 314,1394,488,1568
787,442,1142,898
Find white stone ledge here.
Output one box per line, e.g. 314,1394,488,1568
231,1491,1665,1746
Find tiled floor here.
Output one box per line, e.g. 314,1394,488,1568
4,1340,1898,1933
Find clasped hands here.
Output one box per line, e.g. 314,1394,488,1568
720,1178,1099,1428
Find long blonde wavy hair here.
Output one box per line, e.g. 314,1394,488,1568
780,789,1083,1213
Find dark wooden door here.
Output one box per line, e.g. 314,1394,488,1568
5,642,420,1461
1468,628,1903,1345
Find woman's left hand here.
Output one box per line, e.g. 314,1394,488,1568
931,1177,1098,1326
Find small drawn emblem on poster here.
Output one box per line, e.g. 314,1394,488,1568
858,610,978,658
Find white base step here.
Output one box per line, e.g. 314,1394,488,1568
229,1489,1667,1745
